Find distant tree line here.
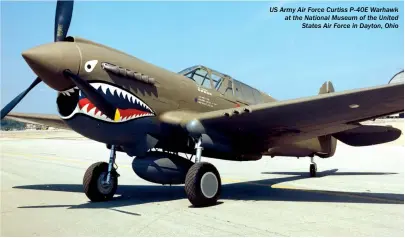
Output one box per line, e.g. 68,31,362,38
1,119,27,131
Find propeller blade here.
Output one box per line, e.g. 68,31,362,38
63,70,118,120
1,77,42,119
54,0,74,42
2,1,74,119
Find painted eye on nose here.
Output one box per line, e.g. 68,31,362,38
84,60,98,73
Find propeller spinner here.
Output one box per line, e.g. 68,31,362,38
0,0,74,119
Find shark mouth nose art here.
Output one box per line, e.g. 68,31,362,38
57,82,155,122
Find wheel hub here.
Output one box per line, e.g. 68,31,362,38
97,172,114,194
200,172,218,198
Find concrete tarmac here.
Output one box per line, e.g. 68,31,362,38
1,129,403,236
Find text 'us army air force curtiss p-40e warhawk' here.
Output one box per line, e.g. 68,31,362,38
2,1,404,207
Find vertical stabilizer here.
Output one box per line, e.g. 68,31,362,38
319,81,335,94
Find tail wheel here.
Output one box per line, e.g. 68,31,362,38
83,162,118,202
185,162,221,207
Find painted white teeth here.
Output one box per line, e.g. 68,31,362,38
101,84,108,94
88,107,96,116
91,83,99,90
82,104,89,113
72,83,155,122
95,111,102,118
121,91,128,100
109,87,116,95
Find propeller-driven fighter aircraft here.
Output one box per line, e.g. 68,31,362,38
2,1,404,207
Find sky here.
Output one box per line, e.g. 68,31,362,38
1,1,404,114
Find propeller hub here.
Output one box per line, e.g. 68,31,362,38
22,42,80,91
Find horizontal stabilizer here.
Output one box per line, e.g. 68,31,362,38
333,125,402,146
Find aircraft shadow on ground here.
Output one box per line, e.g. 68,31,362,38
262,168,398,177
13,169,403,214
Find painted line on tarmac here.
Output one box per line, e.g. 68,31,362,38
2,152,403,204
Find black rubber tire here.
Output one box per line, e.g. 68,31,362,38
184,162,221,207
83,162,118,202
310,164,316,177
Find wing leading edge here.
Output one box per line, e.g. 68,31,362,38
4,112,69,130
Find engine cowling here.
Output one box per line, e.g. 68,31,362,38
132,151,194,185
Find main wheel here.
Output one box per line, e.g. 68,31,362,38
310,164,317,177
185,162,221,207
83,162,118,202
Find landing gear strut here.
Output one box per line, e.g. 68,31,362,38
83,145,119,202
184,137,221,207
309,157,317,177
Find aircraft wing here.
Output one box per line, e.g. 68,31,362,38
4,112,70,130
163,82,403,151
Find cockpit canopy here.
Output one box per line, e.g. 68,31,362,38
178,65,264,104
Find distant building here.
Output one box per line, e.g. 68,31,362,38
25,123,48,130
